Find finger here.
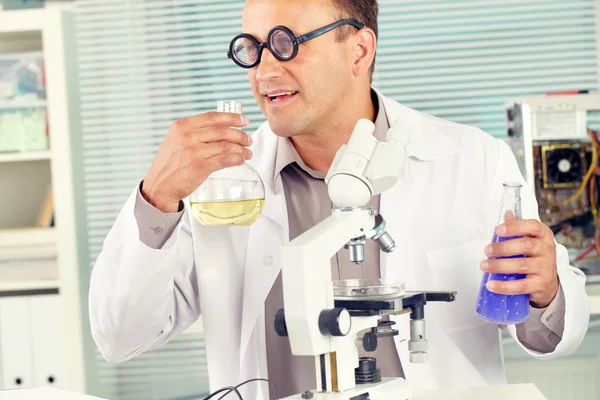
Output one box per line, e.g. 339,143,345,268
485,237,544,258
485,277,537,295
495,219,550,239
197,152,247,176
194,126,253,147
175,112,250,131
196,142,252,162
503,210,517,222
481,257,540,275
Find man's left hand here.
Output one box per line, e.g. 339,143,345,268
481,219,560,308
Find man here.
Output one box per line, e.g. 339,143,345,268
88,0,590,399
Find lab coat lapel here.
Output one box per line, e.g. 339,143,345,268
378,95,460,388
239,124,289,362
379,156,430,382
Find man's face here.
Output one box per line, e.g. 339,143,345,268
242,0,355,137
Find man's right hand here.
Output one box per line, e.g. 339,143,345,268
141,112,253,213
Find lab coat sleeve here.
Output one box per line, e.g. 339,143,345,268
487,138,590,359
88,183,200,364
516,284,564,353
134,181,184,249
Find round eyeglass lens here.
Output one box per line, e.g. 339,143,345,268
233,37,258,65
270,29,295,58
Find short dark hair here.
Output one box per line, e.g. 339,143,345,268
330,0,379,78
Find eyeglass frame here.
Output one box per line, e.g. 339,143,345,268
227,19,366,69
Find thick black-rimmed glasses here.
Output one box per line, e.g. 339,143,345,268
227,19,365,69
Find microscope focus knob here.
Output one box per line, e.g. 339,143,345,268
410,351,428,363
274,309,288,337
319,308,352,337
362,332,378,352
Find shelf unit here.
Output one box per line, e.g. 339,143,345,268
0,151,52,163
0,4,88,395
0,8,48,34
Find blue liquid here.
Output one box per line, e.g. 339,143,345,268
476,234,530,324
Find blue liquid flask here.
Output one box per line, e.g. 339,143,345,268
476,181,530,324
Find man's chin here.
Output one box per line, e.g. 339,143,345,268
266,118,296,138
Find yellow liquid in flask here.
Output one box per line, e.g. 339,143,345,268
191,199,264,226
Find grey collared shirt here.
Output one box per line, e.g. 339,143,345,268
132,91,566,399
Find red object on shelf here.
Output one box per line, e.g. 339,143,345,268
546,90,590,96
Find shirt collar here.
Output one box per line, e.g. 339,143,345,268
273,89,390,185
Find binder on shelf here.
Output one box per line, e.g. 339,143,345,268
30,294,65,388
36,185,53,228
0,296,33,390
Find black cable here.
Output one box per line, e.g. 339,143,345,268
216,378,278,400
202,386,243,400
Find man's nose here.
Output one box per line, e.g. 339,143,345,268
255,48,285,81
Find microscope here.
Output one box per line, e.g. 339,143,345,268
274,119,456,399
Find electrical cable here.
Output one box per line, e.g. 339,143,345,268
554,130,598,208
202,386,243,400
574,242,597,262
212,378,278,400
587,130,600,253
586,129,600,254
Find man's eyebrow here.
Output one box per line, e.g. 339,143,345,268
240,27,266,41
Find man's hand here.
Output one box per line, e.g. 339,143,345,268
142,112,253,213
481,219,560,308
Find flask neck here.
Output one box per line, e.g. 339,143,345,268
498,186,522,224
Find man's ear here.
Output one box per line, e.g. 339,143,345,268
352,27,377,77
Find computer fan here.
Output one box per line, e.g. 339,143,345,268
541,144,584,189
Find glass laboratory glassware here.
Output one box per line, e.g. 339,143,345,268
189,101,265,226
476,181,530,324
332,279,406,301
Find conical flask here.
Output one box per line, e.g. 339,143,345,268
189,101,265,226
476,181,530,324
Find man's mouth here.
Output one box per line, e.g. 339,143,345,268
264,91,298,102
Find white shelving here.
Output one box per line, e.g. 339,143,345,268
0,151,51,163
0,100,47,110
0,262,58,292
0,3,87,395
0,227,57,291
0,8,46,33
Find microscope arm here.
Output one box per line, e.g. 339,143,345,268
281,209,375,357
326,118,412,209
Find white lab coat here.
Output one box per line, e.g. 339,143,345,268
89,91,590,399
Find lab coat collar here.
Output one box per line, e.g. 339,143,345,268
272,89,391,185
245,90,461,233
251,89,461,183
375,88,460,162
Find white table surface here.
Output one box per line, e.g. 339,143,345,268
0,383,547,399
0,387,108,400
414,383,547,400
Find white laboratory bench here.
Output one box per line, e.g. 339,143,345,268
414,383,547,399
0,387,107,399
1,383,547,400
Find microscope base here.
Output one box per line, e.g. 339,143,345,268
282,378,411,400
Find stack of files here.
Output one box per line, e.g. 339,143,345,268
0,227,57,291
